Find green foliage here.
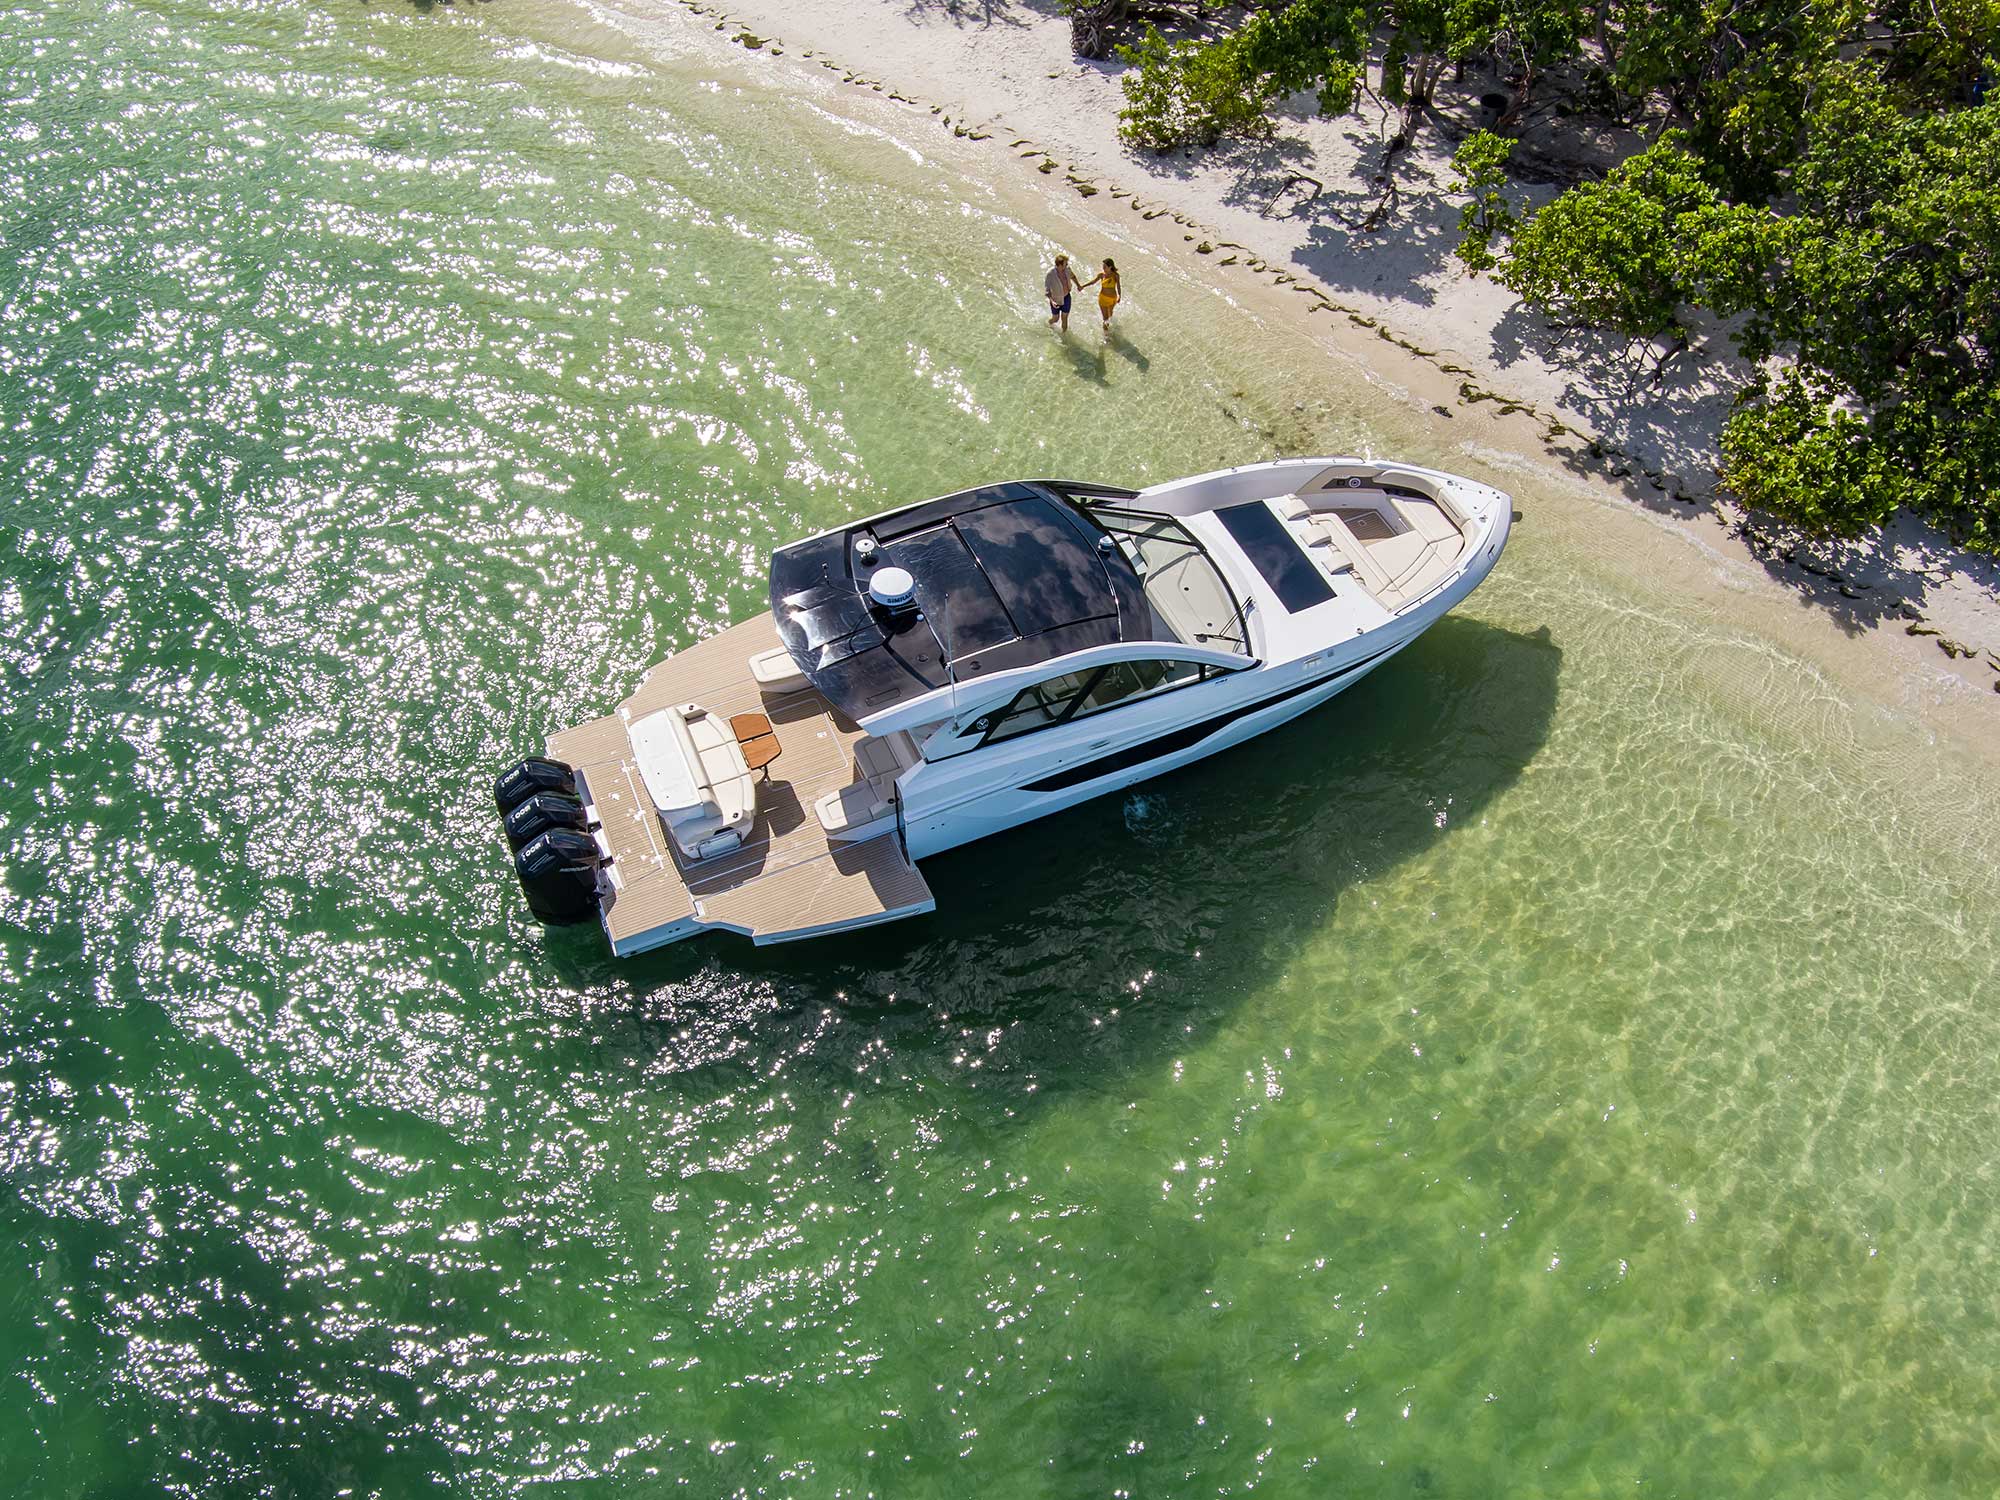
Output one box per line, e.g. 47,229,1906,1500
1719,379,1905,536
1448,129,1519,274
1498,136,1769,337
1872,0,2000,105
1114,26,1275,151
1466,0,1594,87
1098,0,2000,541
1497,74,2000,541
1599,0,1860,197
1114,0,1591,152
1769,71,2000,400
1115,0,1375,151
1718,82,2000,545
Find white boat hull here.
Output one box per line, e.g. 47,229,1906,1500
902,634,1412,859
510,456,1512,953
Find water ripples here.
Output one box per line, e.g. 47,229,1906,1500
2,0,1999,1494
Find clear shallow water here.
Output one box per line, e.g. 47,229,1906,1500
3,2,1998,1494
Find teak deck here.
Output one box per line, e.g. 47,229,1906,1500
546,614,934,953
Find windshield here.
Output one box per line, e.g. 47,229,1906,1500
1079,503,1252,657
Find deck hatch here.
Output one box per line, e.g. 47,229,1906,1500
1214,501,1336,612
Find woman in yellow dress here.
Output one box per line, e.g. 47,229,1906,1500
1081,257,1120,330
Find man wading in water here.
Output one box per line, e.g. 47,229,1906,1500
1045,253,1083,333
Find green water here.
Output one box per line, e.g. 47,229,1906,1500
4,1,1998,1494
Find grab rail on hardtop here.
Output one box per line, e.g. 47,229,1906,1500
1035,479,1142,503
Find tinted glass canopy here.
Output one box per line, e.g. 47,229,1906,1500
1213,500,1336,612
768,482,1160,720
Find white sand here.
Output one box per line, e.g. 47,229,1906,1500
587,0,2000,728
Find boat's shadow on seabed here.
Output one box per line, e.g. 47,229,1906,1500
558,613,1560,1092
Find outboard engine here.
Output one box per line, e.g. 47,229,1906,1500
502,790,590,851
494,755,576,815
514,828,602,926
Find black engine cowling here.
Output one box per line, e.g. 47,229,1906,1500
494,756,576,815
514,828,602,926
503,790,589,850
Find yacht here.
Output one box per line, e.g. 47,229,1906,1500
495,457,1512,954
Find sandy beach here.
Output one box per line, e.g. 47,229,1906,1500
581,0,2000,741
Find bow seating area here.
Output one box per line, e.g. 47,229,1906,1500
1280,482,1470,610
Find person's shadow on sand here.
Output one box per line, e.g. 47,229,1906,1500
1108,329,1149,371
1059,338,1110,385
1057,329,1149,385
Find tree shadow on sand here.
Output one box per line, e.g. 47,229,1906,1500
1545,427,2000,638
900,0,1043,26
1137,104,1460,313
1482,305,2000,639
1486,299,1745,498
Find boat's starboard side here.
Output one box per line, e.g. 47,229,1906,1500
497,458,1512,954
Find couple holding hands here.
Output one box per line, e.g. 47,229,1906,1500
1045,253,1120,334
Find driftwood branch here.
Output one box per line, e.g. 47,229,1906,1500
1069,0,1131,59
1261,174,1323,217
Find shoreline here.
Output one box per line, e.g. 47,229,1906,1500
576,0,1999,758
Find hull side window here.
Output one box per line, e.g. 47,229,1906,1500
976,656,1216,749
1074,657,1201,716
978,666,1105,744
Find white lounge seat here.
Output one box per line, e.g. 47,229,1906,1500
749,643,809,694
814,731,920,841
1399,495,1464,545
629,702,756,860
1367,529,1432,581
815,780,892,838
1304,511,1396,596
1283,487,1472,608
